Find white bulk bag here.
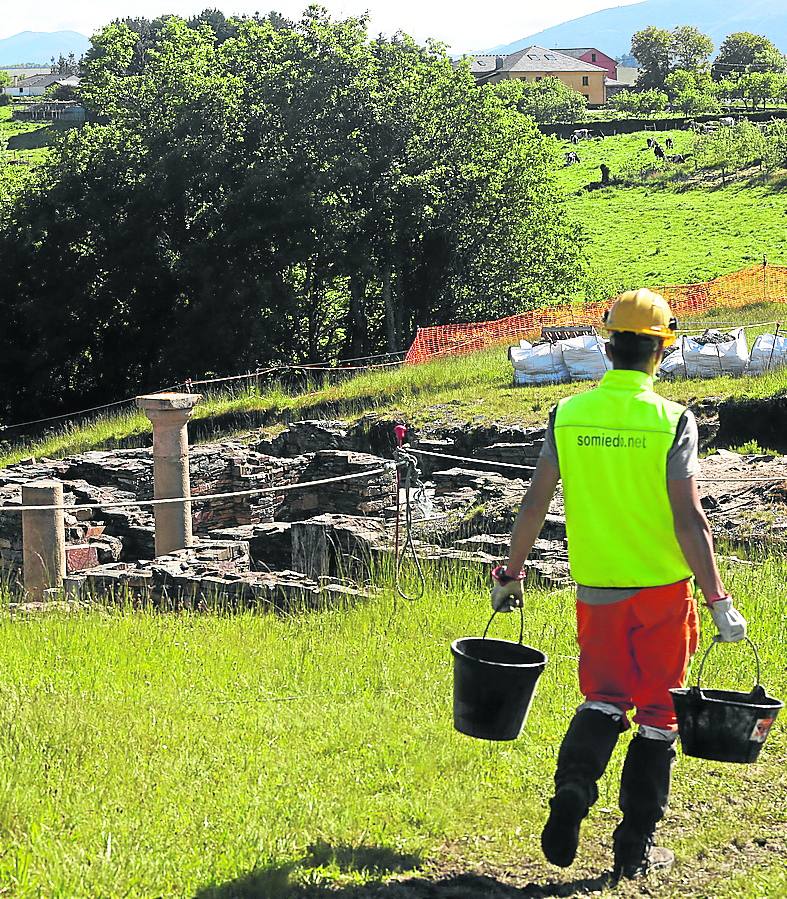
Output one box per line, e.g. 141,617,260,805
658,349,686,378
748,333,787,374
509,341,570,385
681,329,749,378
559,334,611,381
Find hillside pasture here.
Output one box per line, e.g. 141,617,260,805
555,129,787,299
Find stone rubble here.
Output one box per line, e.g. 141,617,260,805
7,415,783,611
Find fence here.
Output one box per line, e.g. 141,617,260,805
539,109,787,140
404,264,787,364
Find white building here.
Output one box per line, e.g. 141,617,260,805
2,74,80,97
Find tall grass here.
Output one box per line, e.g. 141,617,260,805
0,555,783,897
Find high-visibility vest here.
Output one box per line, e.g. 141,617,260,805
553,369,692,588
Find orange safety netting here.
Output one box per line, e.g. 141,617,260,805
404,265,787,364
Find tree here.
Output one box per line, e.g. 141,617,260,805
0,71,10,88
631,26,672,90
0,11,586,419
670,26,713,72
491,76,587,124
50,53,79,76
736,71,786,109
612,88,667,115
664,70,720,115
693,121,767,182
713,32,786,80
632,25,713,90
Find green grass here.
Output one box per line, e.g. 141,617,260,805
0,104,54,165
0,555,783,897
554,130,787,297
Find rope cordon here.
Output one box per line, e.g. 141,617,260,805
0,468,388,514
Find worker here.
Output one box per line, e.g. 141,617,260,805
490,289,747,882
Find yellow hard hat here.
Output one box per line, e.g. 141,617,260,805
603,288,677,347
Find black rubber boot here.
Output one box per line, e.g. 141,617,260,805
612,735,676,881
541,709,621,868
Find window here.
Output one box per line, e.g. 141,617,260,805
591,53,597,62
527,54,539,60
582,76,589,86
544,53,556,60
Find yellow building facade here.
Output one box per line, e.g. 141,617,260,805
505,69,606,105
470,46,608,106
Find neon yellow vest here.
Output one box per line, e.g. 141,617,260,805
553,369,692,588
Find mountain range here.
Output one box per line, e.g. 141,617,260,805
487,0,785,59
0,31,90,66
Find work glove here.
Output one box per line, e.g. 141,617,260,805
490,565,524,612
708,596,747,643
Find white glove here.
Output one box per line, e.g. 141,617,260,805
709,597,747,643
490,566,524,612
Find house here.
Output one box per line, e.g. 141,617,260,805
616,66,641,87
1,67,51,84
604,80,628,100
555,48,617,82
1,74,80,97
468,46,608,106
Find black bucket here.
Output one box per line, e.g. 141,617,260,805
671,638,783,764
451,609,548,741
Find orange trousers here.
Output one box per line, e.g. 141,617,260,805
576,580,699,730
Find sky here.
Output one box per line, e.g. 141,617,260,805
0,1,643,55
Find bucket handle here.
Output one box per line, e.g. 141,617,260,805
483,606,525,645
695,636,761,692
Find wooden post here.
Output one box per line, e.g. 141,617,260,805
766,324,781,372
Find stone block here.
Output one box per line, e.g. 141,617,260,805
65,545,99,574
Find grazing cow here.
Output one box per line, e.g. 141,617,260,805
565,151,581,165
668,153,692,163
653,143,666,160
665,137,674,150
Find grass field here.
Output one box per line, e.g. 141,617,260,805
554,130,787,298
0,104,53,166
0,103,55,205
0,555,783,898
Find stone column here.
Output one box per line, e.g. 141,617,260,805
136,393,203,557
22,480,66,600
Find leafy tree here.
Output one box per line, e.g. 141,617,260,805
664,70,720,115
490,76,586,124
736,71,786,109
632,25,713,90
0,71,10,88
693,121,767,182
0,10,586,419
612,88,667,115
762,120,787,171
631,26,672,90
713,32,786,79
670,26,713,71
50,53,79,76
